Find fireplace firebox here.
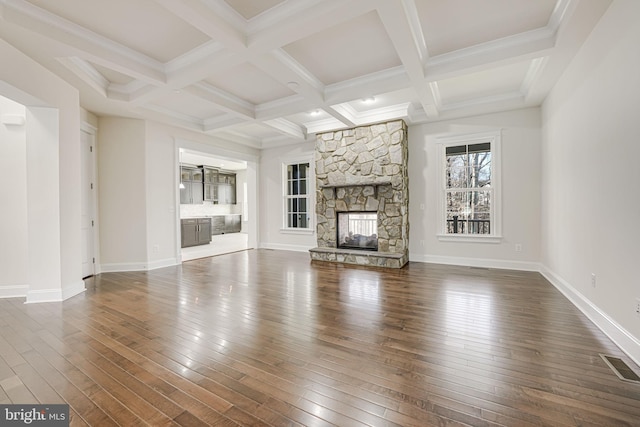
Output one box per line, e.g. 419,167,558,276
337,212,378,251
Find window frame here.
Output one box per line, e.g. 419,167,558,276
281,157,314,234
436,130,502,243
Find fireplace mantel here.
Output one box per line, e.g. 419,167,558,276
320,180,392,198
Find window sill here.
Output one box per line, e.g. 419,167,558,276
437,234,502,244
280,228,315,235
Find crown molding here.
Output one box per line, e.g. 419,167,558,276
520,57,549,100
440,91,524,112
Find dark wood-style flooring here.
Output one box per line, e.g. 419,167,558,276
1,249,639,426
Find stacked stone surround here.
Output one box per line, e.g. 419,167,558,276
309,119,409,268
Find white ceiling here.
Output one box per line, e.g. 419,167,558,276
0,0,612,149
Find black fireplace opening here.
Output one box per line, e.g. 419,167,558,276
337,211,378,251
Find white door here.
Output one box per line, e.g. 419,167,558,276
81,129,95,278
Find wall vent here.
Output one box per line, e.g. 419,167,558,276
599,354,640,383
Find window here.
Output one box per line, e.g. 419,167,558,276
283,162,312,231
438,131,501,242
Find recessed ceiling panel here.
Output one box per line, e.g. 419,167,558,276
26,0,210,62
283,11,401,85
418,0,557,56
223,0,286,20
437,61,531,105
206,64,295,105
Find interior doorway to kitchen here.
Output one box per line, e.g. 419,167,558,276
176,146,257,262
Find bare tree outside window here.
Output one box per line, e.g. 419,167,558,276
445,143,492,234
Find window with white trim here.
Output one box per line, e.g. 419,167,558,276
283,162,312,231
438,131,501,242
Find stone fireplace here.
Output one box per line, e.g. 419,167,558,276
309,119,409,268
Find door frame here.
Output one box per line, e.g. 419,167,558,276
81,122,100,276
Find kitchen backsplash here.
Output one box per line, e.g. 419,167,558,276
180,201,242,217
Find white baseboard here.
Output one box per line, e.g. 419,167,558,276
540,266,640,367
100,258,179,273
259,243,313,253
4,281,83,303
0,284,28,299
147,257,180,270
25,288,63,304
411,253,541,272
100,262,148,272
61,280,86,301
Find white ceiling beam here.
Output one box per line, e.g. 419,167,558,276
375,0,438,118
326,105,357,127
250,51,325,105
247,0,376,52
184,82,255,119
151,0,246,49
131,48,246,105
138,105,205,131
523,0,612,106
2,0,166,84
425,28,556,81
56,57,108,98
262,118,307,141
324,66,409,104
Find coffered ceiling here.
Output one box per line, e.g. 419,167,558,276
0,0,612,149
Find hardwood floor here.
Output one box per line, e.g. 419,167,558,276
1,249,639,426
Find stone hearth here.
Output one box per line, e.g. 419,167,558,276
309,120,409,268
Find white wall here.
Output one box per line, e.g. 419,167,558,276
259,114,542,265
259,141,317,251
98,117,148,270
0,39,84,302
408,108,542,270
97,118,260,270
541,0,640,363
0,96,28,296
146,121,181,269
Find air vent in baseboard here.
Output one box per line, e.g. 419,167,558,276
600,354,640,383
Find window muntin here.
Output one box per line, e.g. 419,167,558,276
438,132,500,240
285,162,311,229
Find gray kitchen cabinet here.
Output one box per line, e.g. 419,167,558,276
216,172,236,205
180,166,204,204
210,215,241,235
225,215,241,233
211,215,225,235
203,167,218,202
181,218,211,247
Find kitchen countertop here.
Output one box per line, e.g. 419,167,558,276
181,214,242,219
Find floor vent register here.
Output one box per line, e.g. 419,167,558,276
600,354,640,383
